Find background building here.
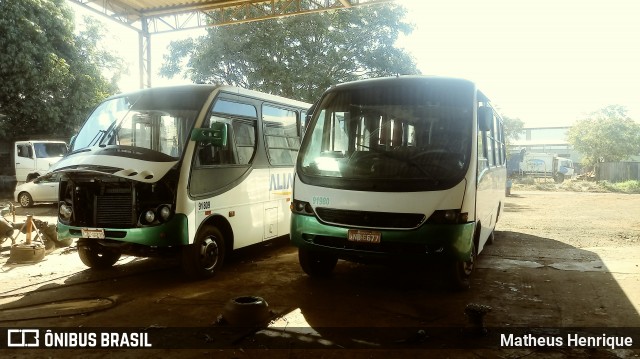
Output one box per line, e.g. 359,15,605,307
507,126,584,177
509,126,581,162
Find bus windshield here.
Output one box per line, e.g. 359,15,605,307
298,80,474,190
71,89,207,159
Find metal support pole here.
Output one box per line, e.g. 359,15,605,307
139,18,152,88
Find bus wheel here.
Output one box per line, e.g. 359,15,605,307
298,248,338,277
182,225,226,279
448,240,476,290
78,243,121,269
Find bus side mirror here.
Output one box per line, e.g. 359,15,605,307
478,107,493,132
191,123,227,147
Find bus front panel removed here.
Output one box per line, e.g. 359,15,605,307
52,85,310,278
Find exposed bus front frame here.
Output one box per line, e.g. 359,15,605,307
53,85,310,278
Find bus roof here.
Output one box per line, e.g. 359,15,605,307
328,75,477,90
107,84,311,109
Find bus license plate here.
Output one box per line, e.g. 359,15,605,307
347,229,381,244
81,228,105,239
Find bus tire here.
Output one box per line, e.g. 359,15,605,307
298,248,338,277
448,239,476,291
78,243,121,269
182,225,226,279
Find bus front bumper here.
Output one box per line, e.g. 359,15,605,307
290,213,475,263
57,214,189,247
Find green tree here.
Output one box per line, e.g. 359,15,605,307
567,105,640,167
160,4,419,103
502,115,525,146
75,15,128,90
0,0,118,141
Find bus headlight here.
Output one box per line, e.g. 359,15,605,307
158,205,172,222
290,199,314,215
144,210,156,223
426,209,468,224
59,203,72,220
443,210,457,222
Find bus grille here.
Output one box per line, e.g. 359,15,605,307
96,195,134,227
315,208,425,229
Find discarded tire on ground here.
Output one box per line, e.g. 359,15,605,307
9,243,46,263
220,296,271,326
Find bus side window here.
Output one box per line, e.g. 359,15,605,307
198,98,258,167
263,104,299,166
233,120,256,165
477,131,489,171
197,120,233,165
487,110,496,167
197,142,216,166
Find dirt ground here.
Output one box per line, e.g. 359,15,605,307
0,189,639,358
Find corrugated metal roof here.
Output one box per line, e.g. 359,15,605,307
68,0,393,86
70,0,393,34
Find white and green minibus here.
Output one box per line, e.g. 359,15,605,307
51,85,310,278
290,76,506,289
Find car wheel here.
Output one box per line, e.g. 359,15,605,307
182,225,226,279
18,192,33,207
298,248,338,277
78,242,121,269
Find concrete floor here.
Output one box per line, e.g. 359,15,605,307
0,191,639,358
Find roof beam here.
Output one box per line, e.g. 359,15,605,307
69,0,393,34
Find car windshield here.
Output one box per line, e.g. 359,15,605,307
298,80,474,190
71,88,210,159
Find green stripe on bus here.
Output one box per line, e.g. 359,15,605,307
57,214,189,247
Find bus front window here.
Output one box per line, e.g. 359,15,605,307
298,82,474,190
72,90,204,159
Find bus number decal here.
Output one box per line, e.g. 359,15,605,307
312,196,330,206
198,201,211,211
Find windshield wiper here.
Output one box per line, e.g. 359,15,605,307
98,96,141,147
348,145,439,182
87,129,107,148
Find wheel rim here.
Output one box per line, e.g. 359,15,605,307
19,194,30,207
199,236,219,271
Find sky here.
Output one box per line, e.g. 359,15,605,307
396,0,640,127
72,0,640,128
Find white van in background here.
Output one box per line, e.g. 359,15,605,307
14,140,68,183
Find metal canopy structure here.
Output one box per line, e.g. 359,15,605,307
69,0,392,87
